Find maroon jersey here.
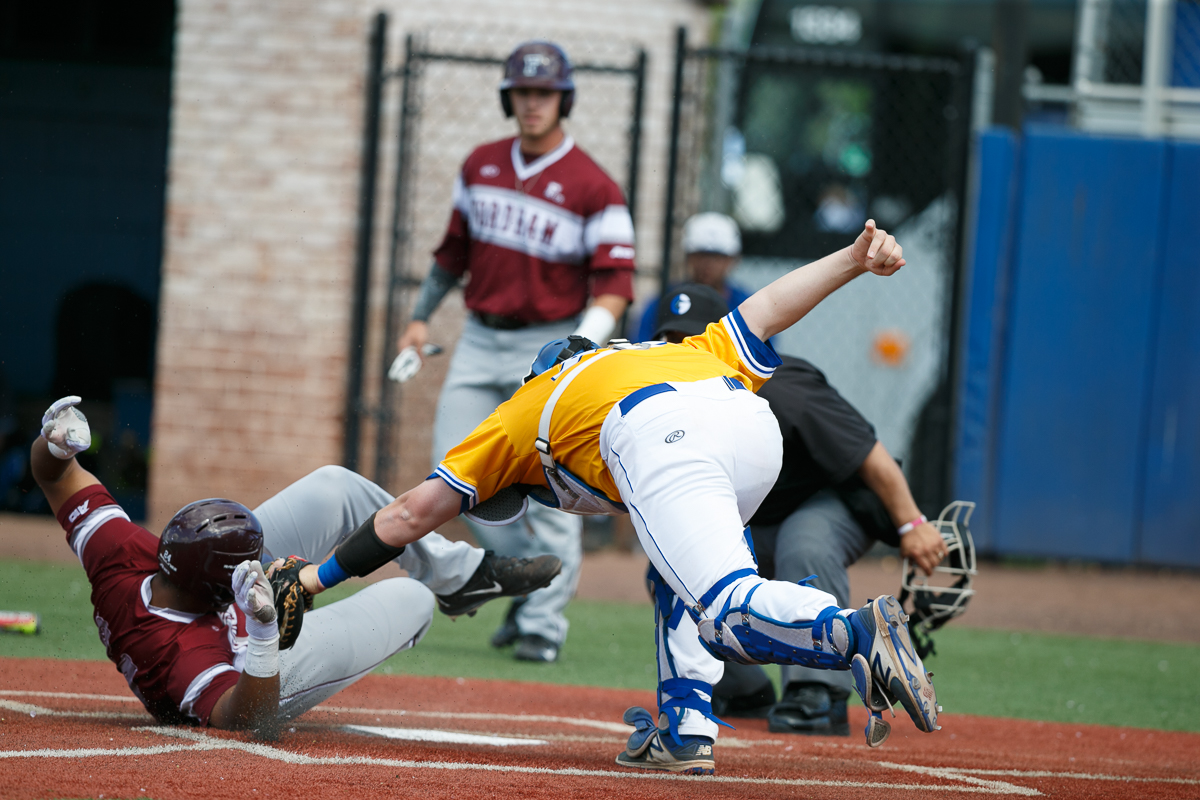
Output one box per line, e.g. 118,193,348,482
57,485,247,725
433,135,636,322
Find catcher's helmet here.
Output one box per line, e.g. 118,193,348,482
523,335,597,384
500,40,575,118
899,501,977,658
158,499,263,611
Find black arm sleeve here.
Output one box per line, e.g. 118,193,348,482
333,513,406,577
411,263,459,323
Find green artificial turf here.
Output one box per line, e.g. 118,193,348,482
3,559,1198,732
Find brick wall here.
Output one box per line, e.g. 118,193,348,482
150,0,711,526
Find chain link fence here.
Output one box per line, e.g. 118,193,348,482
344,21,647,491
660,29,974,510
1073,0,1200,136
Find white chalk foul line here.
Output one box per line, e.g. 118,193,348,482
949,768,1200,786
0,743,220,759
58,726,1037,795
0,690,139,703
0,699,148,721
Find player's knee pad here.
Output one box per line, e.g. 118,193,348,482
695,583,853,670
658,677,732,745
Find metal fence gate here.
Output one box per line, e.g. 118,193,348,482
659,27,975,512
343,16,647,490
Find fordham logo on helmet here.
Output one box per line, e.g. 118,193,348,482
499,40,576,119
523,53,550,76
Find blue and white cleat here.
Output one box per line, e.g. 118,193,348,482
849,595,941,743
615,706,716,775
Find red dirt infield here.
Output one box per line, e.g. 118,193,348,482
1,657,1197,799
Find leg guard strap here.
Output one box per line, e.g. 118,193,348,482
689,567,758,621
659,678,733,746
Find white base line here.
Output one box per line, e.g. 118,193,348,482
0,691,139,703
4,693,1196,792
0,699,147,721
950,768,1200,786
0,721,1036,796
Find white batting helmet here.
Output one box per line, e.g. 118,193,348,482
899,501,977,658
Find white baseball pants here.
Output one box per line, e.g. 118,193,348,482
600,378,840,740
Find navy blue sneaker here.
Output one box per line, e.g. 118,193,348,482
615,707,716,775
848,595,940,746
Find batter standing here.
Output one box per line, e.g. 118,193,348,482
396,40,634,663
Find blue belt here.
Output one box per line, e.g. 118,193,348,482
619,383,675,415
619,378,745,416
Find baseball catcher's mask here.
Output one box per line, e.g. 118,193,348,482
500,40,575,118
158,498,264,611
899,500,977,658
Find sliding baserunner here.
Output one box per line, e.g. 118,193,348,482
293,221,940,772
31,398,559,736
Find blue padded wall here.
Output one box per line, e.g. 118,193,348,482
1138,141,1200,566
954,129,1020,553
992,127,1167,561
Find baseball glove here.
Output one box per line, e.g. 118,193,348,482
267,556,314,650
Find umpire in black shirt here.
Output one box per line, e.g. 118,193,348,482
653,284,946,736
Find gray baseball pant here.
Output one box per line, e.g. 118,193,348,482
254,465,485,719
432,315,583,646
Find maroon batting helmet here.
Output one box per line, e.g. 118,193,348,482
157,498,263,611
499,40,575,118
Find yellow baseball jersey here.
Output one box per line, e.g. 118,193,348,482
434,309,782,509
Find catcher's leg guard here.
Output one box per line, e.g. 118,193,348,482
647,566,731,743
695,581,853,669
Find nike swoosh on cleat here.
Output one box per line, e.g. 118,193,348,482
461,581,503,597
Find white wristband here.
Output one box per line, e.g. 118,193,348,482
897,515,927,536
244,632,280,678
573,305,617,345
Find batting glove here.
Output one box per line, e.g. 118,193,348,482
40,396,92,460
387,346,422,383
387,343,441,383
232,560,279,641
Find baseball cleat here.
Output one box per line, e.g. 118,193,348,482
435,551,561,618
615,707,716,775
848,595,939,738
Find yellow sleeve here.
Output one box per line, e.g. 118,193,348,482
683,309,782,392
434,409,530,509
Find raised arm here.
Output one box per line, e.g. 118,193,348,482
30,397,100,514
737,220,905,342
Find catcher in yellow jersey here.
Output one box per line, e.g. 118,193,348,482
298,221,941,773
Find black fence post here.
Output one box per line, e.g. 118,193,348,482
374,33,418,488
660,26,687,297
626,48,647,221
343,11,387,472
943,44,980,508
